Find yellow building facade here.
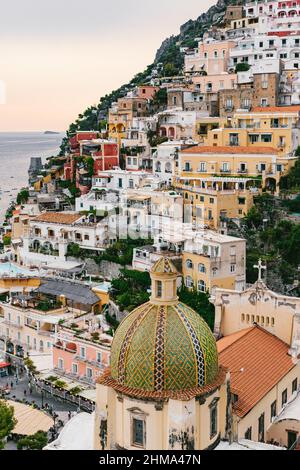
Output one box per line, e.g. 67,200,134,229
182,230,246,294
178,145,296,194
205,107,300,155
176,181,255,230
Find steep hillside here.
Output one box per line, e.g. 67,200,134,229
59,0,242,154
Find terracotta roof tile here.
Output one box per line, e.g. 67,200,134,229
217,328,252,353
181,146,278,155
33,212,82,225
97,366,228,402
251,106,300,113
218,326,296,418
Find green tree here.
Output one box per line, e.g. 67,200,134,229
235,63,250,72
67,243,82,258
0,400,17,449
151,88,167,108
285,224,300,266
163,63,179,77
17,431,48,450
85,157,95,177
110,269,151,312
177,286,215,331
16,189,29,205
24,357,37,375
280,157,300,190
2,235,11,247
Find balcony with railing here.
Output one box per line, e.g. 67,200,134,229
229,140,240,147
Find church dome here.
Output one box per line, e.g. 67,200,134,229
110,258,219,396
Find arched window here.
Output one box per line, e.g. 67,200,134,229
186,259,193,269
168,127,175,139
198,280,206,293
186,276,194,288
173,96,177,106
212,267,218,277
198,263,206,273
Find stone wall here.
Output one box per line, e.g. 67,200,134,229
98,260,132,280
67,257,131,279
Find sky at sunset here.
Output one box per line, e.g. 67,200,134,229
0,0,215,132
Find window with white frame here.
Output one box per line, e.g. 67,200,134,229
186,259,193,269
199,162,206,172
72,363,78,375
80,347,86,358
97,352,102,364
198,280,206,292
198,263,206,273
185,276,194,289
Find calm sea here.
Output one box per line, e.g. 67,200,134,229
0,132,64,222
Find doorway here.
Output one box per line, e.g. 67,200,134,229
287,431,297,449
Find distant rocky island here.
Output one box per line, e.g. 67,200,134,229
44,131,60,135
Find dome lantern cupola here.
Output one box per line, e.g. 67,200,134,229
108,257,219,398
150,257,178,306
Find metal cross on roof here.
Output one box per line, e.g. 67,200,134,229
254,259,267,282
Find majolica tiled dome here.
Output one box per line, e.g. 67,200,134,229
110,258,219,394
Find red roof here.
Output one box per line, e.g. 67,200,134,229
0,362,10,369
181,146,278,155
251,105,300,113
218,327,296,418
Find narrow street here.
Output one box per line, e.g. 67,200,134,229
0,373,79,431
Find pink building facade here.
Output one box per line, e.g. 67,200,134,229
185,40,237,75
136,85,160,101
53,333,111,385
191,73,238,94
